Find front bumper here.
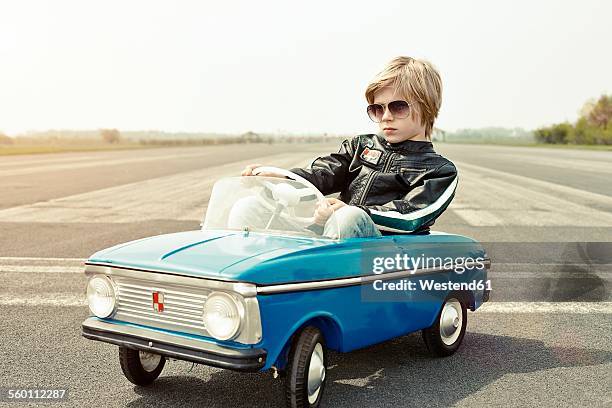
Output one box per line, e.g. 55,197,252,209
82,317,266,372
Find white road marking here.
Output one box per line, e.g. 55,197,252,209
0,260,608,310
0,294,87,306
491,153,612,174
0,154,98,168
450,161,612,227
493,262,612,266
0,257,85,271
0,256,85,262
488,262,612,277
0,144,334,176
0,151,215,177
3,265,607,276
0,266,83,273
1,257,609,275
477,302,612,313
454,160,612,208
0,153,312,223
0,294,610,313
1,149,611,228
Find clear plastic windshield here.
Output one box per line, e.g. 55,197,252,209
202,176,338,239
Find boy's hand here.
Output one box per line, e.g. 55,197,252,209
314,197,346,225
241,163,287,178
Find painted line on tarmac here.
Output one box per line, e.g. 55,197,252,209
0,257,85,273
0,266,83,273
0,256,85,262
0,294,87,306
493,262,612,267
0,151,215,177
477,302,612,313
2,258,609,267
453,160,612,207
450,161,612,227
1,257,611,276
0,295,611,313
0,154,312,223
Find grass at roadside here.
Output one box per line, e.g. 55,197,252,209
524,143,612,151
2,139,611,156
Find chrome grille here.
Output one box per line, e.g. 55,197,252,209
113,276,211,336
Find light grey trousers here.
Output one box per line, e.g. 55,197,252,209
227,196,381,239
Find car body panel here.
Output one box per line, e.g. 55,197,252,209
88,229,486,285
88,230,333,281
254,262,487,370
85,228,489,371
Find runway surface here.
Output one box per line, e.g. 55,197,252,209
0,141,610,407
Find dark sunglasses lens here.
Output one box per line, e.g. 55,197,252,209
389,101,410,118
367,104,384,122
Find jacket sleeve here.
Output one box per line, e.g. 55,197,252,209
289,137,358,196
356,162,458,233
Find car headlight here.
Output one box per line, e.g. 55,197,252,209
202,292,243,340
86,275,116,318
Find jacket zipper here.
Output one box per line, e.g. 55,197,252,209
358,152,396,205
383,153,396,173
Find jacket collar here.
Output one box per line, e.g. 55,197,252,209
375,133,435,153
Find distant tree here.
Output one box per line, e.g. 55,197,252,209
533,128,550,143
534,122,572,144
0,132,14,145
584,94,612,130
572,117,610,145
100,128,121,144
534,94,612,145
241,131,261,143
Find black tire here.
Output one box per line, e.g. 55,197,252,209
422,296,467,357
285,326,328,408
119,346,165,386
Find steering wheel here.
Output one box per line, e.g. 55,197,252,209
251,166,325,226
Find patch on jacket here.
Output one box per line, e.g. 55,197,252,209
360,147,382,165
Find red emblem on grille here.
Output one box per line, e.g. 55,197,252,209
152,292,164,312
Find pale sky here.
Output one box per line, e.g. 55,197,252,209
1,0,610,136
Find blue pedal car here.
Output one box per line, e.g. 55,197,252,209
82,166,491,408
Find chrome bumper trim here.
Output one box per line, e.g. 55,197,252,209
85,262,257,297
84,265,263,344
82,317,266,372
86,257,490,298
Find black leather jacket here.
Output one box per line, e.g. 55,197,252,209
290,133,458,234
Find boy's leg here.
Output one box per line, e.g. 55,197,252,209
323,205,382,239
227,196,271,230
227,195,300,231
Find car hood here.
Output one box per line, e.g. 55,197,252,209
87,229,334,281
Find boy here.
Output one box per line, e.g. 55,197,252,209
242,56,457,238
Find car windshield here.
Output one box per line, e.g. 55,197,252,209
202,176,338,239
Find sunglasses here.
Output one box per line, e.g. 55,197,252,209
366,100,411,123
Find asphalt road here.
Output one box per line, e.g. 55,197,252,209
0,142,610,407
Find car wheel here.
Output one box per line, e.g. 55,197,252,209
285,326,327,408
422,296,467,357
119,346,166,385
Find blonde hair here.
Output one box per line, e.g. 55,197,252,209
365,56,442,139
